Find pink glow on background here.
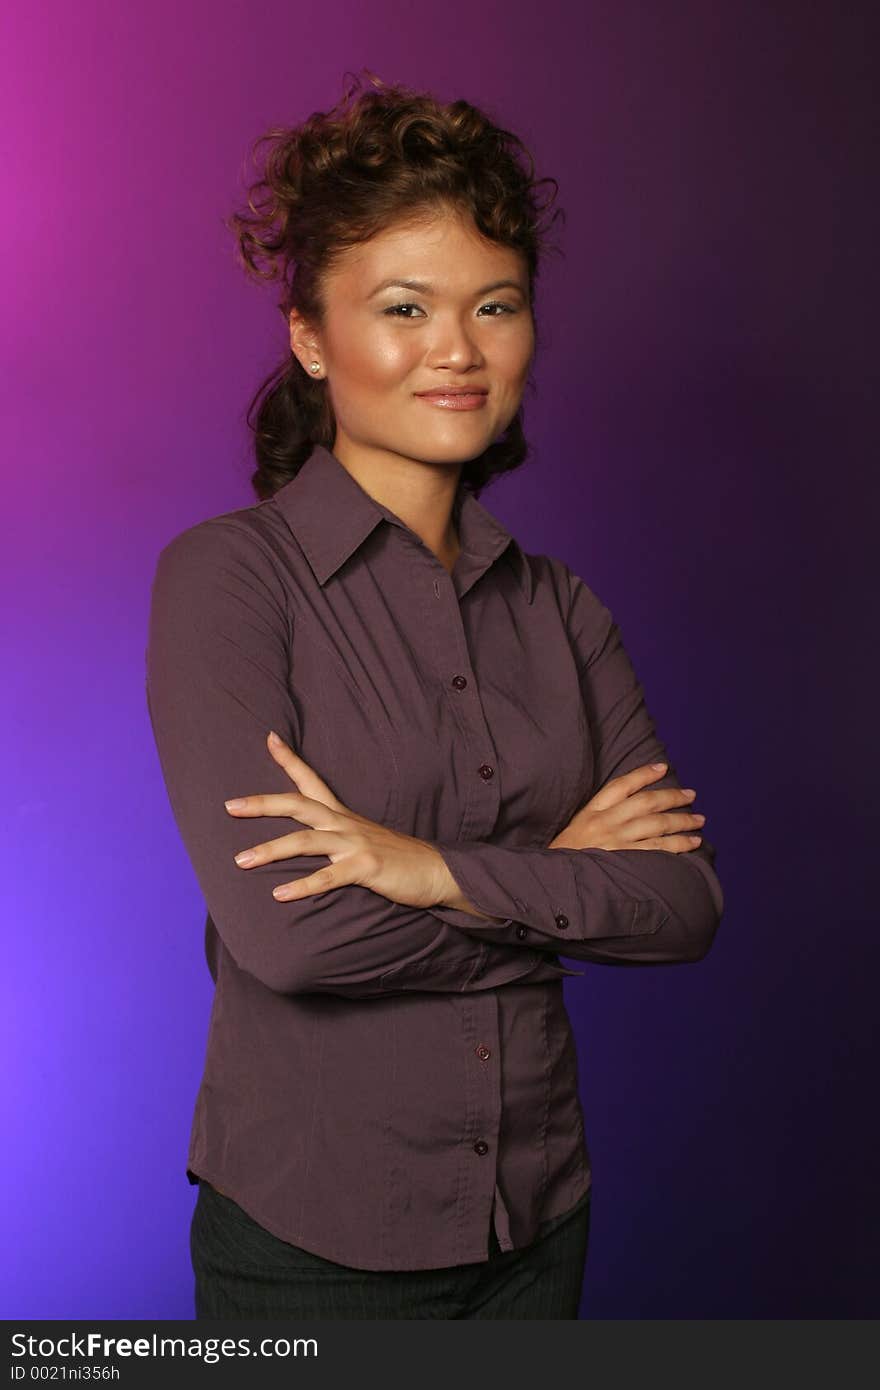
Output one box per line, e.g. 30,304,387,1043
2,1,876,1318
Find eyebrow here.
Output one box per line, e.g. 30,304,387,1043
367,277,527,299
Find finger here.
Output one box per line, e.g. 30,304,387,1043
606,804,705,844
272,860,357,902
233,828,342,868
628,810,705,840
588,761,669,811
266,731,347,812
224,790,339,822
617,799,705,838
627,785,699,815
630,833,703,853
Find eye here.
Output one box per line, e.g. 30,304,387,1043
383,302,425,318
382,301,518,318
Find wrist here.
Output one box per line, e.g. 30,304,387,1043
426,847,508,923
426,847,466,908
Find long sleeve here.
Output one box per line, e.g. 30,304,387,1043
145,520,577,998
429,569,724,965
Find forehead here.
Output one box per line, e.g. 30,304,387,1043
328,209,525,291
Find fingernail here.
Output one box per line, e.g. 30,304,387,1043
225,798,246,810
234,850,256,865
268,730,282,746
651,762,667,770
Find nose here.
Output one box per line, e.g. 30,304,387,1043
425,317,485,373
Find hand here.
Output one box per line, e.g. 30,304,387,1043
548,762,705,853
225,731,449,909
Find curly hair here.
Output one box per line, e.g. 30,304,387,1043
225,68,565,502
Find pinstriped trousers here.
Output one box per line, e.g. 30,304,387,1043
191,1179,590,1319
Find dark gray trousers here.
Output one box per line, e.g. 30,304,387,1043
191,1179,590,1319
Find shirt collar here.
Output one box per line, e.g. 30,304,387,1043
271,443,534,603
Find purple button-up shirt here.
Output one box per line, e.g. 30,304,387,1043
145,443,723,1272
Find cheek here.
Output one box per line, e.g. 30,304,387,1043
332,321,421,390
495,326,534,384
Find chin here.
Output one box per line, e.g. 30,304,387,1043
410,444,490,468
406,427,496,460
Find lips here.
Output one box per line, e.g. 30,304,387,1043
415,388,488,397
414,390,489,411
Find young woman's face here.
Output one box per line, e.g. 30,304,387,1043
297,208,535,470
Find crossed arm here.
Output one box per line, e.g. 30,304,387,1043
146,522,723,999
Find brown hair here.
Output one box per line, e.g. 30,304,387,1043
226,69,565,502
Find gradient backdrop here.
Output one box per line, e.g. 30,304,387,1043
3,0,876,1320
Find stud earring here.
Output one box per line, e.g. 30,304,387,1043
309,362,320,373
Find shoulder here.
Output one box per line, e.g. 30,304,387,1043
521,549,615,668
155,498,284,568
521,549,611,622
150,501,292,616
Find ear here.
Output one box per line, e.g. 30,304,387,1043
289,308,323,376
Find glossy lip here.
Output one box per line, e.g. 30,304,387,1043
414,387,489,410
415,394,488,410
414,386,489,396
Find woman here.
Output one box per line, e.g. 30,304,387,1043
146,71,723,1320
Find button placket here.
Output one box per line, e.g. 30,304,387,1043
428,571,502,843
459,992,502,1246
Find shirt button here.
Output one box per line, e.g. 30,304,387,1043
515,924,528,940
475,1044,491,1061
451,674,468,690
473,1139,489,1156
554,913,570,930
478,763,494,780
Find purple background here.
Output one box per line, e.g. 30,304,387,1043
3,1,876,1319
